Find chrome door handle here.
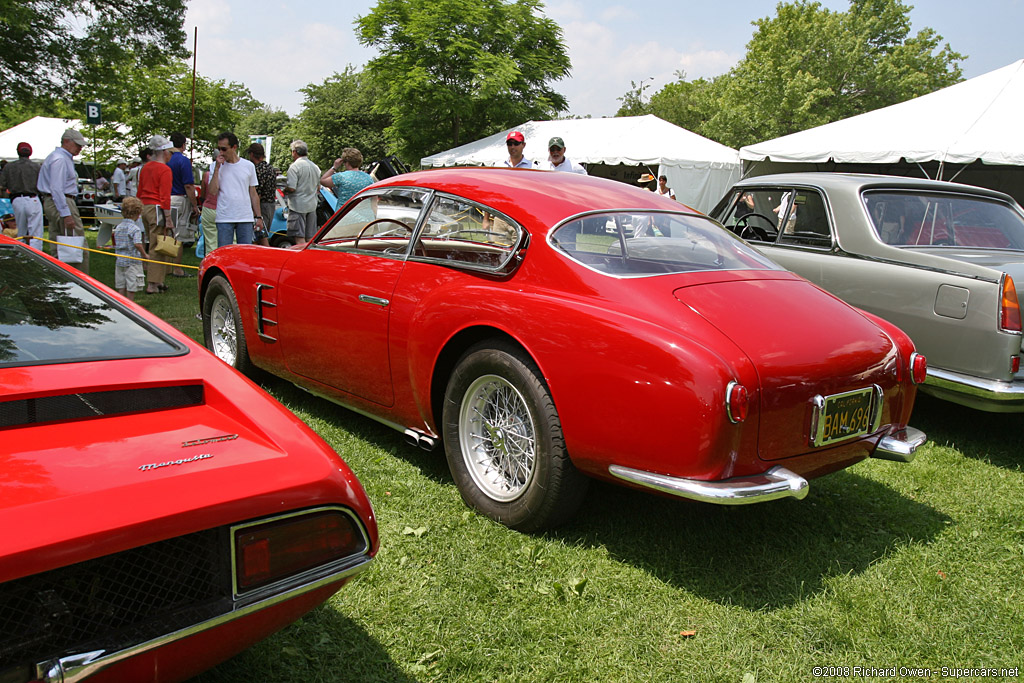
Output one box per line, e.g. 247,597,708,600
358,294,390,307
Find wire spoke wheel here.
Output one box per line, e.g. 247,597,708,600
459,374,536,502
209,294,237,366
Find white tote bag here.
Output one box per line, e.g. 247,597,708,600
56,235,86,264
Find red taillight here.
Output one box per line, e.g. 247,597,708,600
234,510,364,593
910,352,927,385
1000,274,1022,333
726,381,749,423
1012,355,1020,374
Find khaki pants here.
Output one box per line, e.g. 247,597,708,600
42,195,88,273
142,204,172,287
201,206,218,254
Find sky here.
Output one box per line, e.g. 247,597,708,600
184,0,1022,120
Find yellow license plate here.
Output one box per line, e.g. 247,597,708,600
813,387,878,447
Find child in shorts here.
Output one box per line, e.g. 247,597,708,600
113,197,148,300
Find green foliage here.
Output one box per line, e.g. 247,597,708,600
0,0,188,103
236,107,296,171
293,67,391,170
639,0,964,148
356,0,571,163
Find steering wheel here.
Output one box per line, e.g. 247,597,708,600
352,218,413,249
734,213,776,241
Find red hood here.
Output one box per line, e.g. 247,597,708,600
0,352,376,583
675,278,899,459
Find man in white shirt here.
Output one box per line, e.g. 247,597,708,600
283,140,322,246
126,157,142,196
37,127,88,272
111,160,128,200
545,137,587,174
206,132,260,247
502,131,535,168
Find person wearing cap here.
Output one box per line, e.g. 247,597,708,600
545,136,587,174
167,132,198,275
138,134,175,294
111,159,128,200
126,156,143,197
502,131,535,168
0,142,44,250
38,128,89,271
206,131,261,249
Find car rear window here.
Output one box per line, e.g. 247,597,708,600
864,191,1024,248
550,211,782,277
0,246,184,367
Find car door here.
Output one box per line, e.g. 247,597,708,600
275,188,430,407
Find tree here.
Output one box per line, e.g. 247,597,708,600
0,0,187,103
293,68,391,170
356,0,571,163
236,107,296,171
631,0,964,149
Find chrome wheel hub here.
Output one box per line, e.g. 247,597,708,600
459,374,536,502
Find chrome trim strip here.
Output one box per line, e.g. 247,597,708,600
724,381,741,424
608,464,808,505
36,553,374,683
358,294,390,307
872,426,927,463
925,366,1024,403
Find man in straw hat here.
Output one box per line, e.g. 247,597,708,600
38,127,89,271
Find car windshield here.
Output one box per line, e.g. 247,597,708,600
864,191,1024,248
0,246,183,367
550,211,782,276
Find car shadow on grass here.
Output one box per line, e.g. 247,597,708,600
910,394,1023,471
192,604,421,683
551,469,949,612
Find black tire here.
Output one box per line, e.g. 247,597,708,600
203,275,254,376
442,340,589,531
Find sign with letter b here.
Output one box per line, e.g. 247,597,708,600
86,102,102,124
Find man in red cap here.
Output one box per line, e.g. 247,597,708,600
0,142,44,250
502,131,535,168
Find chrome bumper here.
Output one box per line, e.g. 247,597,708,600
924,367,1024,412
608,464,809,505
871,426,927,463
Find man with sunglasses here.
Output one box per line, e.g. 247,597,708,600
206,132,260,249
545,136,587,174
502,131,535,168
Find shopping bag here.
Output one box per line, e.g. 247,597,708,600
194,230,205,259
56,235,86,263
153,234,181,257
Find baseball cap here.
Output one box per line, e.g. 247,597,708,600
62,128,86,146
506,131,525,143
148,134,173,151
548,136,565,150
16,142,32,156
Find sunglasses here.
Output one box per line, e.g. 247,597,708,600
217,146,229,152
506,140,523,146
549,147,563,152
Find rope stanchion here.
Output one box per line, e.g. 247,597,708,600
34,235,200,270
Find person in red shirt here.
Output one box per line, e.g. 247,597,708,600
138,135,175,294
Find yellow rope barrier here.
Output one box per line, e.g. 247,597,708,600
32,235,201,270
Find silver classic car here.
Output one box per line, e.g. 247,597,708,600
711,173,1024,412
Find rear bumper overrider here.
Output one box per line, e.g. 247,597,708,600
871,426,927,463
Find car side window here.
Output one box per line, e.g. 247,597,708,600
411,194,522,271
313,189,429,255
776,190,832,248
715,189,784,243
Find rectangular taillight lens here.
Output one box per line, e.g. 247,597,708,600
234,509,365,593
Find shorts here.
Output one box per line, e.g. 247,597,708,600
115,260,146,292
171,195,196,242
287,210,318,240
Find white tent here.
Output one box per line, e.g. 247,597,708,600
421,115,741,212
0,116,85,162
739,60,1024,202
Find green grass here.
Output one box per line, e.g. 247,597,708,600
91,231,1023,682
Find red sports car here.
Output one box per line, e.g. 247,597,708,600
0,235,377,682
199,168,927,532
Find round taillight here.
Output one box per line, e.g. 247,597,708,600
910,352,927,385
726,381,749,423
